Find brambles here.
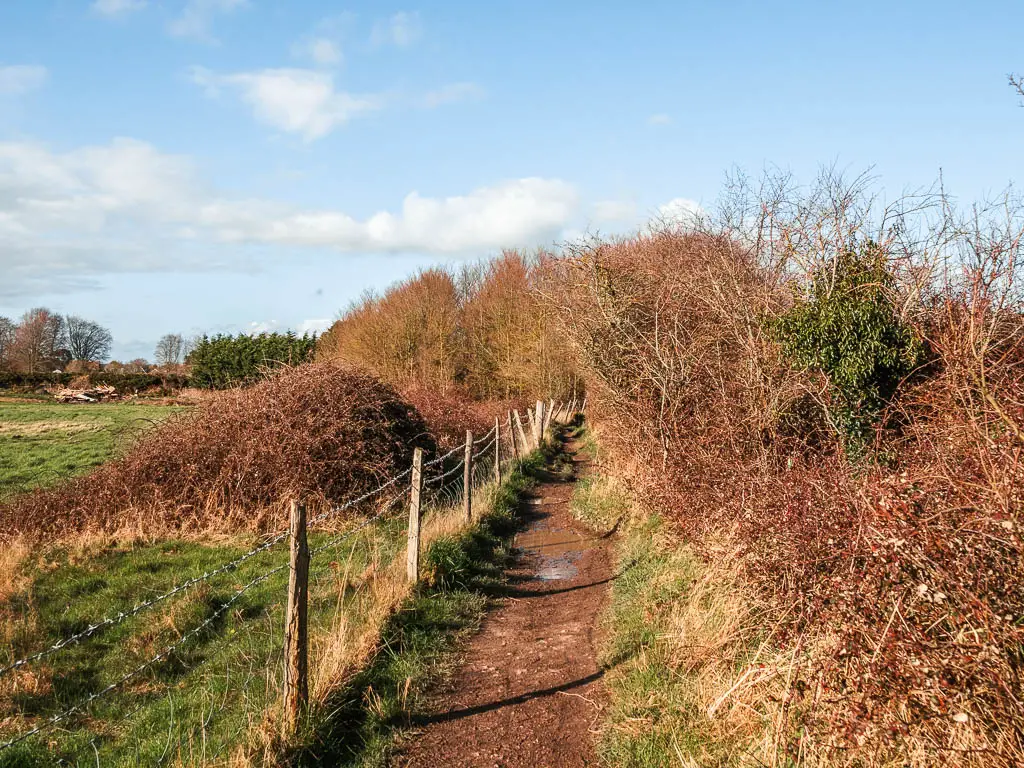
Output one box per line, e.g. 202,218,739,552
0,363,434,540
548,171,1024,766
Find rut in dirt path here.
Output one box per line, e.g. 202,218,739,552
398,437,613,768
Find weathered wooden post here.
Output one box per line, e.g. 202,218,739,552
283,499,309,736
507,410,519,460
463,430,473,523
494,416,502,485
407,448,424,583
535,400,545,447
547,399,555,432
513,409,529,455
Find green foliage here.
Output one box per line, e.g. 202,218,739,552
187,332,317,389
770,244,925,445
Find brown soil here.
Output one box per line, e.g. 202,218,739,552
398,439,613,767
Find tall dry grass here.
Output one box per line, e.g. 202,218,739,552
549,170,1024,766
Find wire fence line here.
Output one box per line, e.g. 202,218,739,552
0,559,290,752
0,400,577,755
1,456,421,683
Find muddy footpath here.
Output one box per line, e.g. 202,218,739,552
398,437,613,767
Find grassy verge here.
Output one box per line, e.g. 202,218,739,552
570,428,777,767
0,402,184,499
283,452,542,767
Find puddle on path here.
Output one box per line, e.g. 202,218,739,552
516,498,590,581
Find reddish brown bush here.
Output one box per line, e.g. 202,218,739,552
399,382,524,449
549,174,1024,764
0,363,434,539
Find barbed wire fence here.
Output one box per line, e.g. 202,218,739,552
0,398,580,758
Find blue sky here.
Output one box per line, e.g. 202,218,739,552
1,0,1022,360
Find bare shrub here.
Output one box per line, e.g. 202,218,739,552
549,170,1024,766
0,363,435,541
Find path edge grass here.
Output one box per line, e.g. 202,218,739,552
569,424,781,768
280,450,547,768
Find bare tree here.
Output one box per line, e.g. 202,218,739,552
0,317,15,371
65,315,113,362
154,333,188,365
10,308,66,373
1011,73,1024,102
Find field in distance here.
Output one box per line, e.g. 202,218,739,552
0,399,185,500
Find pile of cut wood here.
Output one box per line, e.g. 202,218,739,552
54,385,119,403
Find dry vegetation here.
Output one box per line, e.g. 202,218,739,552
318,250,579,403
549,171,1024,766
0,363,435,541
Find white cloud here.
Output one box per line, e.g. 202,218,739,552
647,113,672,126
420,82,485,108
91,0,147,18
169,0,246,43
200,178,578,252
292,37,343,66
191,67,381,141
657,197,703,225
371,11,422,47
0,65,48,96
591,200,637,223
247,318,332,335
0,137,579,296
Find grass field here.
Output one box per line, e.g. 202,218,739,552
0,401,184,499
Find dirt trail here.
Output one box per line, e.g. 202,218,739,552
399,437,612,767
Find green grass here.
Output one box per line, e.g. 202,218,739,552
285,454,543,768
596,512,703,767
0,520,408,768
569,425,765,767
0,402,184,499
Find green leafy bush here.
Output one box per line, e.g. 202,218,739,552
770,243,925,446
187,332,316,389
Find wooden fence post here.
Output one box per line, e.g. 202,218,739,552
535,400,545,447
494,416,502,485
507,410,519,460
513,409,529,456
547,399,555,432
283,499,309,736
463,430,473,523
407,448,424,583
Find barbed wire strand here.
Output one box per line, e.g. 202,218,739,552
423,442,463,468
0,559,289,754
0,462,417,679
0,529,289,680
473,425,497,446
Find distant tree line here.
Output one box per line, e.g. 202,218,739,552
0,308,112,374
187,332,318,389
